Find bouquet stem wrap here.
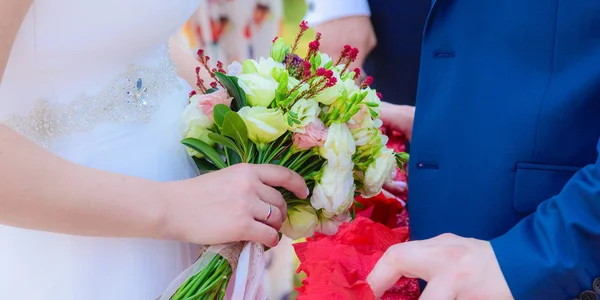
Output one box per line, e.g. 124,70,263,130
159,242,267,300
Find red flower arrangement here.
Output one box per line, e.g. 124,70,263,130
293,132,419,300
293,216,420,300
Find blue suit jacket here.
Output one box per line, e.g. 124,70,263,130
408,0,600,299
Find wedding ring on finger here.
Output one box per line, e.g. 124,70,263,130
261,204,273,223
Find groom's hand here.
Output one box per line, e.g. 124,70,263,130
367,234,514,300
314,16,376,71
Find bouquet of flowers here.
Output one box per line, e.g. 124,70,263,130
159,21,406,300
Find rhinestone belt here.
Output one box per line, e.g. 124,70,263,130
2,50,182,149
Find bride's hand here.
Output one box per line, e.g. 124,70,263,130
161,163,309,247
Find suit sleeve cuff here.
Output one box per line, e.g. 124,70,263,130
304,0,371,26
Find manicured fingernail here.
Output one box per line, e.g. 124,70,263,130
394,181,407,191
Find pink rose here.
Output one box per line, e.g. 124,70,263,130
196,89,233,120
292,119,328,150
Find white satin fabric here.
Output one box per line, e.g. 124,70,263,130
0,1,203,299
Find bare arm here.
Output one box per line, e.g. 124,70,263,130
169,35,212,89
0,0,166,238
0,0,31,82
0,126,167,237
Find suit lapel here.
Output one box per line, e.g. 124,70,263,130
423,0,443,37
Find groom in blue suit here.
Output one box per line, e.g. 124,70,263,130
311,1,600,299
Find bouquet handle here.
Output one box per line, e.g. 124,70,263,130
158,242,267,300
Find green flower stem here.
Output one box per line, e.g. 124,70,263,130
287,150,317,171
277,149,295,166
171,276,195,300
195,259,229,297
172,257,220,300
296,157,323,176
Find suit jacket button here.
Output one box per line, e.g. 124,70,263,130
593,277,600,294
580,290,598,300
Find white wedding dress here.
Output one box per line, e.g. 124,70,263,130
0,1,203,299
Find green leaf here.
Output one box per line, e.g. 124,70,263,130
205,88,219,94
214,72,247,110
181,138,226,169
192,156,219,171
222,111,248,152
226,148,242,165
229,76,248,108
314,55,322,69
207,132,242,155
213,104,232,128
324,60,333,69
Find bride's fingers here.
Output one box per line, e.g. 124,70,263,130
257,185,287,220
247,221,280,247
251,199,283,231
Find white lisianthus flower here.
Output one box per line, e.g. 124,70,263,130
348,108,384,147
315,212,351,236
361,147,396,197
182,96,215,156
236,73,279,107
318,52,333,68
310,155,356,218
242,57,285,80
319,122,356,159
364,87,382,115
344,78,360,95
288,98,320,133
226,61,243,76
313,72,343,105
238,106,288,145
280,205,319,240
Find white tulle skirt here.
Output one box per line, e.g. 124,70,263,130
0,80,202,300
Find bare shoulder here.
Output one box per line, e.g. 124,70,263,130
0,0,33,83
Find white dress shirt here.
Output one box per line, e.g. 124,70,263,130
304,0,371,26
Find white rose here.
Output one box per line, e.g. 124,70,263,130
238,106,288,145
288,99,320,133
280,205,319,240
310,156,356,218
315,212,351,236
236,73,279,107
319,122,356,159
361,147,396,197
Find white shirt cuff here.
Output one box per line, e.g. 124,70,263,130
304,0,371,26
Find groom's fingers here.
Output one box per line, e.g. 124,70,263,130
367,241,440,297
251,164,309,199
419,277,457,300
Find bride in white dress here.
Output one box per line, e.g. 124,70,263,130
0,1,308,299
